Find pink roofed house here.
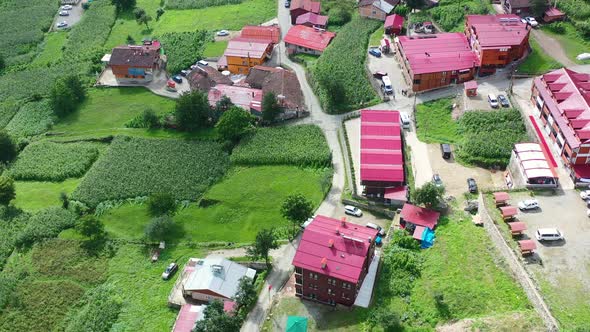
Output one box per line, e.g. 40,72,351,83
240,25,281,44
293,215,379,307
295,12,329,29
284,25,336,55
384,14,404,35
290,0,321,25
208,85,263,115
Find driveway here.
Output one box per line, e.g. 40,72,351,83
530,30,576,67
53,2,84,31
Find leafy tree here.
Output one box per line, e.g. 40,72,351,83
261,92,281,122
321,79,346,112
530,0,547,17
126,34,136,45
60,192,69,209
147,193,177,217
134,8,152,28
281,193,313,234
329,6,352,26
406,0,424,11
247,228,278,268
369,307,402,331
216,106,255,142
144,215,174,241
156,7,165,21
233,276,256,316
0,176,15,205
389,230,420,251
193,300,241,332
141,108,160,129
215,95,233,113
174,91,211,131
112,0,136,12
50,75,86,118
0,131,16,164
76,215,108,254
413,182,444,208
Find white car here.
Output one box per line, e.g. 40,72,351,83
535,228,563,241
344,205,362,217
521,17,539,28
488,94,499,108
518,199,539,211
580,190,590,200
301,215,316,229
61,5,73,10
216,30,229,36
59,10,70,16
56,21,68,28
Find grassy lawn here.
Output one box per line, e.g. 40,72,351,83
203,40,228,58
31,32,68,67
534,273,590,330
105,0,275,49
102,166,331,243
13,179,80,212
541,22,590,65
518,37,562,75
291,53,319,69
368,27,383,47
415,97,461,143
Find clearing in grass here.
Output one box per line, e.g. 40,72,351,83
71,136,229,207
13,179,80,212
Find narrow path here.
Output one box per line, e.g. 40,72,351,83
531,29,576,67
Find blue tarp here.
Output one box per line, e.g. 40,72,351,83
421,228,435,249
375,236,382,245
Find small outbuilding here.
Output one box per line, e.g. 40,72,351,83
508,221,527,236
400,203,439,248
493,192,510,206
499,205,518,221
464,80,478,97
384,14,404,36
518,239,536,256
543,7,565,23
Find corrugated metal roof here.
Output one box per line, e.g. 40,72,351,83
384,14,404,29
290,0,320,13
284,25,335,52
400,203,440,229
241,25,281,44
184,256,256,299
208,85,263,112
467,14,529,48
296,12,328,26
223,38,272,58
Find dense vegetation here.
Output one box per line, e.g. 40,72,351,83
430,0,490,32
0,100,20,128
5,100,54,137
158,30,210,74
72,137,229,206
167,0,243,10
15,207,78,249
231,125,331,167
311,18,380,113
8,142,101,181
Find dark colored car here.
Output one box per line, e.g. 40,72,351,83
498,94,510,108
284,0,290,7
369,48,382,58
162,262,178,280
467,178,478,193
440,143,452,159
172,75,183,84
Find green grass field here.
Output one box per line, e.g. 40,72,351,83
31,32,68,67
13,179,80,212
415,97,461,143
368,27,383,47
203,40,228,58
105,0,275,49
102,166,330,243
517,37,562,75
541,22,590,65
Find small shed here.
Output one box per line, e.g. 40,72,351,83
543,7,566,23
493,192,510,206
518,239,536,256
464,80,478,97
384,14,404,36
508,221,527,236
499,205,518,221
400,203,440,230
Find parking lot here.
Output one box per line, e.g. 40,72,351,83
53,2,84,31
461,77,511,114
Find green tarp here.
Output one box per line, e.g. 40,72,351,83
286,316,308,332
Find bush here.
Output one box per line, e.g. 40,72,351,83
62,284,122,332
50,75,86,118
574,20,590,39
5,100,54,137
125,108,161,129
394,4,410,17
158,31,209,74
0,176,15,205
174,91,212,131
147,193,177,216
231,125,331,167
546,22,566,34
166,0,242,10
15,207,78,249
216,106,255,141
7,142,100,181
328,6,352,26
71,137,229,207
144,215,174,241
0,131,16,164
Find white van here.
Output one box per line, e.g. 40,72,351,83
400,112,411,129
535,228,564,241
381,76,393,95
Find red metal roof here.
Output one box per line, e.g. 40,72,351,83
464,80,478,90
412,225,426,240
400,204,439,229
544,7,565,18
384,186,407,201
360,110,404,184
518,239,537,251
384,14,404,29
240,25,281,44
284,25,335,52
397,33,478,75
296,12,328,26
173,305,203,332
500,205,518,217
223,37,272,58
466,14,529,48
508,222,527,232
208,85,263,112
290,0,321,13
493,192,510,202
292,215,378,284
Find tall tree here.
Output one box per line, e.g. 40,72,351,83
406,0,424,11
193,300,241,332
232,276,256,316
215,106,255,142
144,215,175,241
0,176,15,205
111,0,136,12
413,182,444,208
76,215,108,254
147,193,177,216
530,0,547,17
246,228,278,268
134,8,152,29
50,75,86,118
0,131,16,164
281,193,313,234
174,91,211,131
261,92,281,122
156,7,165,21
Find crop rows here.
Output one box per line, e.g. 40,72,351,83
167,0,243,10
0,99,20,129
71,137,229,207
5,100,55,137
7,142,101,181
231,125,331,167
158,30,210,74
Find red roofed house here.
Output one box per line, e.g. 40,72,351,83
293,215,380,307
359,0,399,21
465,14,530,74
530,68,590,183
108,40,162,83
290,0,321,25
399,203,440,231
208,85,263,115
394,33,478,92
543,7,565,23
296,12,329,30
501,0,531,15
384,14,404,35
284,25,336,55
240,25,281,44
360,110,407,204
217,37,273,74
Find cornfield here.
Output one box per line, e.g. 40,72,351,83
167,0,243,10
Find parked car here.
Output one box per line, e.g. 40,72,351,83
488,94,499,108
535,228,563,241
284,0,290,7
373,71,387,79
180,69,190,77
440,143,452,159
56,21,68,28
518,199,539,211
59,10,70,16
216,30,229,36
161,262,178,280
344,205,362,217
498,94,510,108
369,48,382,58
400,112,411,129
197,60,209,66
381,76,393,95
432,173,443,187
61,5,73,10
172,75,183,84
580,190,590,200
366,222,386,236
522,17,539,28
467,178,478,193
301,215,316,229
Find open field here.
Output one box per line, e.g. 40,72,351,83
31,32,68,67
14,179,81,212
415,98,461,144
517,38,563,75
102,166,330,243
203,40,228,58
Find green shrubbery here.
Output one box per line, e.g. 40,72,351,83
5,100,54,137
311,18,380,113
167,0,243,10
61,284,122,332
431,1,489,32
158,30,209,74
556,0,590,21
15,207,78,249
0,99,20,128
231,125,331,167
0,206,30,268
546,22,566,34
72,137,229,206
8,142,101,181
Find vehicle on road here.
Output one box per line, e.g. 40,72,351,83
535,228,563,241
172,75,183,84
381,75,393,95
59,10,69,16
344,205,362,217
197,60,209,66
518,199,539,211
432,173,443,187
368,48,382,58
56,21,68,28
580,190,590,200
400,112,411,129
498,94,510,108
440,143,452,159
162,262,178,280
284,0,290,7
180,69,190,77
366,222,386,236
467,178,478,193
216,30,229,36
61,5,73,10
488,94,499,108
522,17,538,27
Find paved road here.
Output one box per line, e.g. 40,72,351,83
53,2,84,31
531,29,576,67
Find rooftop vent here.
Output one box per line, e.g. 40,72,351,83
320,257,328,269
340,217,346,227
211,264,224,275
328,239,334,248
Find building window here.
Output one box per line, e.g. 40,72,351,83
413,79,421,85
328,289,334,295
372,10,377,15
295,267,302,274
342,282,351,290
327,278,336,286
314,284,318,290
308,283,313,289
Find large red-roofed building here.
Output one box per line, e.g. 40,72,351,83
293,215,379,306
290,0,321,25
284,25,336,55
394,33,478,92
530,68,590,183
465,14,530,73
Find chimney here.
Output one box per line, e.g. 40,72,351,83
328,239,334,248
340,217,346,227
320,257,328,269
